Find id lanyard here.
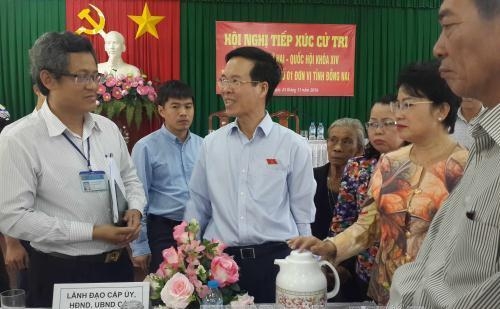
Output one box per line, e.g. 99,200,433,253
62,133,92,171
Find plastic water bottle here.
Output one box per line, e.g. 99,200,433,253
317,122,325,140
309,121,317,140
201,280,223,308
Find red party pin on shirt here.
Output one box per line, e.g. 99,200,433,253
266,158,278,165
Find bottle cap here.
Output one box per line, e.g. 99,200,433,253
207,280,219,288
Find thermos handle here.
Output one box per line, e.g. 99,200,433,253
319,260,340,299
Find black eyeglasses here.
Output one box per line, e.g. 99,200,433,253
60,72,105,85
365,120,397,130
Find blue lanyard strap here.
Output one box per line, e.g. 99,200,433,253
62,133,91,171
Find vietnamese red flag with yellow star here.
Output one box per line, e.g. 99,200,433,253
66,0,180,83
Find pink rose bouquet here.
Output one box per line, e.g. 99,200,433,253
145,219,252,309
94,73,157,128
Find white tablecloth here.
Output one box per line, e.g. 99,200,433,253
308,139,328,168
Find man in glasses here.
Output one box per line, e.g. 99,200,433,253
389,0,500,307
0,31,146,307
184,46,316,303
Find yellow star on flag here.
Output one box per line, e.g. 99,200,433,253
128,3,165,39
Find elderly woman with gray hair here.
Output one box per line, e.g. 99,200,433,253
311,118,365,239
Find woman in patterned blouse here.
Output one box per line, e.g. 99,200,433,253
289,60,469,305
330,94,406,301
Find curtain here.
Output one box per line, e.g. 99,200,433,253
0,0,441,139
0,0,65,120
180,0,441,136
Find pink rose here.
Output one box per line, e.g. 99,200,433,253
230,293,255,308
147,92,157,102
96,84,106,95
137,85,150,96
162,247,180,268
173,221,189,244
105,77,117,87
161,273,194,309
111,87,123,100
102,92,111,102
210,254,239,287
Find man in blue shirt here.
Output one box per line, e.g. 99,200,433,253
131,80,203,273
184,47,316,302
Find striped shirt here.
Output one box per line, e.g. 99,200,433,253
389,103,500,308
0,103,146,256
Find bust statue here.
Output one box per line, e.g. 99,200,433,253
98,31,141,77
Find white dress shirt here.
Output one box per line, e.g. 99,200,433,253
0,103,146,255
184,113,316,246
450,105,485,149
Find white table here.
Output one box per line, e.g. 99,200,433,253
308,139,328,168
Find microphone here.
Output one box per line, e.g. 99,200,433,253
466,210,475,220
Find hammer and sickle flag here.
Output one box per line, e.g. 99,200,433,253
66,0,180,83
75,4,106,36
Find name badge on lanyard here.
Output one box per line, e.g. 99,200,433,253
62,132,108,192
79,170,108,192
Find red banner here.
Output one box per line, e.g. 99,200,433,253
216,21,356,97
66,0,180,83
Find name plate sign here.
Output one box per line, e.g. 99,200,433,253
53,282,149,309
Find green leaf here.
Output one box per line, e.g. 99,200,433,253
107,100,125,119
134,103,143,128
144,102,155,121
205,242,219,252
125,104,135,127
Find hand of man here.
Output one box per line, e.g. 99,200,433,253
132,254,151,275
287,236,337,260
92,224,138,247
4,237,29,271
122,209,142,241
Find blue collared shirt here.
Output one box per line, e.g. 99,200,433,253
184,113,316,247
130,125,203,256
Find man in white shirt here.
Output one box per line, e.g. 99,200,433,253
450,97,485,149
184,46,316,303
0,31,146,307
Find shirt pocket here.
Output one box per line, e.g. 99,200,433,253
449,218,500,282
247,162,288,206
